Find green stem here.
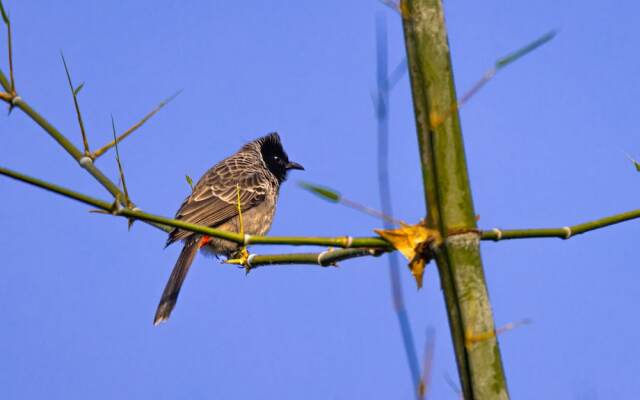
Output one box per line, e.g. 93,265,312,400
481,209,640,240
246,248,380,268
0,67,10,91
401,1,509,399
0,165,392,250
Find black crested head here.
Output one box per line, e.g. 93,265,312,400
256,132,304,183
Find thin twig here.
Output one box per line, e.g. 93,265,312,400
91,90,182,159
466,319,531,346
299,181,402,225
431,30,557,128
61,52,90,155
0,66,10,91
0,0,15,94
341,197,403,226
387,57,407,91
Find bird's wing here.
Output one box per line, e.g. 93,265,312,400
167,160,269,244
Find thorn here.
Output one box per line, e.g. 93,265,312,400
88,209,110,214
111,115,131,209
61,51,90,154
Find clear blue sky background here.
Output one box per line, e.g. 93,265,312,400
1,1,639,399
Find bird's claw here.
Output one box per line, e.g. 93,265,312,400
225,246,251,274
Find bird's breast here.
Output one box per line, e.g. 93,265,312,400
241,193,277,236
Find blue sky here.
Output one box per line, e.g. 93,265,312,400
2,1,640,399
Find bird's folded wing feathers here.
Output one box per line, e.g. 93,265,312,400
167,166,268,244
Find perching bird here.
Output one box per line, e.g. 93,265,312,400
153,132,303,325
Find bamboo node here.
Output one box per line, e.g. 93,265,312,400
492,228,503,241
78,156,93,168
246,253,256,268
343,236,353,248
399,0,411,19
445,231,480,249
317,249,331,266
243,233,252,245
464,328,496,348
10,95,21,106
111,200,123,216
562,226,572,239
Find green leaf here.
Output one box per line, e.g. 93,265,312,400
298,181,341,203
74,82,85,96
495,30,557,70
185,175,194,191
0,0,9,25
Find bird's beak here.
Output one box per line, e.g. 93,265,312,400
286,161,304,171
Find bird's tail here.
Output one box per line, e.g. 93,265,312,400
154,237,199,325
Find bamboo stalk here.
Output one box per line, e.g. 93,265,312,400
400,4,471,398
401,1,509,399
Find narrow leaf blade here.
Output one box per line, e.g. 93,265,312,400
0,0,8,24
298,181,341,203
185,175,194,191
495,30,557,70
74,82,85,96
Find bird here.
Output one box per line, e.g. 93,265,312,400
153,132,303,325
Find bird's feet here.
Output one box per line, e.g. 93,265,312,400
225,246,251,274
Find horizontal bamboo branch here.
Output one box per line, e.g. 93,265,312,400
245,248,381,269
481,209,640,241
0,165,392,249
3,163,639,250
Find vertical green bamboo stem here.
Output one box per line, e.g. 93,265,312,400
400,1,509,399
